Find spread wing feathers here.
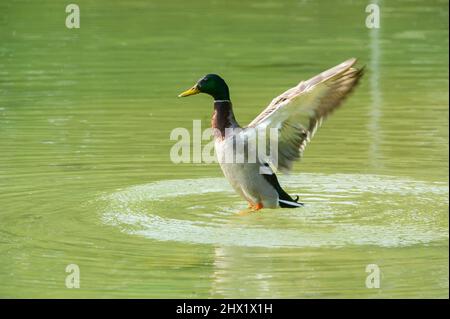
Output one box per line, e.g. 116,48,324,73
247,58,364,173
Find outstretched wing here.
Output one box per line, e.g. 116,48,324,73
247,58,364,173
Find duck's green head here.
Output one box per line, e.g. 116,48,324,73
178,74,230,100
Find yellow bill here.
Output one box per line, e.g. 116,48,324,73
178,85,200,97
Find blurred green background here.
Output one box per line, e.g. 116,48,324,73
0,0,448,298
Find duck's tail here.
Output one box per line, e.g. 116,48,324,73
279,195,304,208
262,170,304,208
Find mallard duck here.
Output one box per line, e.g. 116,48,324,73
179,58,363,211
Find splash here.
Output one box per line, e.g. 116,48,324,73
99,174,448,248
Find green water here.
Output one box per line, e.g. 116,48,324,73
0,0,448,298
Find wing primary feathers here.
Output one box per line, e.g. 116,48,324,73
246,58,364,173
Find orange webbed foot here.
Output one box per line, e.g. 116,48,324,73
254,203,263,210
238,202,264,215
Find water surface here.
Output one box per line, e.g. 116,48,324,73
0,0,448,298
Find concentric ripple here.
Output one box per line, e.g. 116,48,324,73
99,174,449,248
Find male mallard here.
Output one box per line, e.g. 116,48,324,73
179,58,363,211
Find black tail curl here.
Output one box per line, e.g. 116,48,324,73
261,170,304,208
